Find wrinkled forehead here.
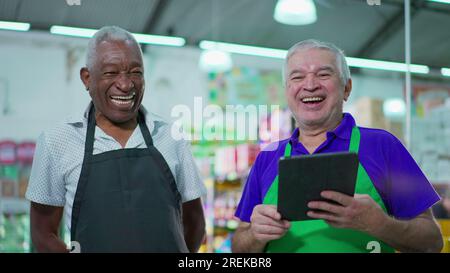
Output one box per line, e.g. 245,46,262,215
95,39,143,67
287,48,338,72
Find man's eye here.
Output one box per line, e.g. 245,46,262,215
291,76,304,80
318,73,331,78
131,71,143,75
104,71,118,76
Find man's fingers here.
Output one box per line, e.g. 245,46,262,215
307,210,340,222
254,234,287,242
252,213,290,229
256,205,282,220
308,201,345,215
282,220,291,229
253,224,289,235
321,191,353,207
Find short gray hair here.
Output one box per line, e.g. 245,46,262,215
283,39,351,86
85,26,143,69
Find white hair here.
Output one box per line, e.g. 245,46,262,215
282,39,351,86
85,26,143,69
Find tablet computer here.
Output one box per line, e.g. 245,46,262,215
278,152,359,221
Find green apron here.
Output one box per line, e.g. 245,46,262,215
263,126,395,253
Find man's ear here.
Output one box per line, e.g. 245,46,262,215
343,78,352,102
80,67,90,91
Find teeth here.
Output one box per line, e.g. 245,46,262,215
110,93,135,100
302,97,324,103
111,99,134,106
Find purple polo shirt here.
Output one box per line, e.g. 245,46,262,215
235,113,440,222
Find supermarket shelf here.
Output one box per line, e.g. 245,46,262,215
0,198,30,214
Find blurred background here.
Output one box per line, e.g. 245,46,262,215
0,0,449,253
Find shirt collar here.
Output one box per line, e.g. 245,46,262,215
64,102,162,134
332,113,356,140
289,113,356,145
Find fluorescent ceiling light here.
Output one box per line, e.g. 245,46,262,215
199,40,429,74
199,49,233,73
199,40,287,59
442,68,450,77
50,25,96,38
274,0,317,25
50,25,185,47
132,33,185,47
346,57,430,74
428,0,450,4
0,20,30,32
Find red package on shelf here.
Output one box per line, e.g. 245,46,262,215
17,142,36,165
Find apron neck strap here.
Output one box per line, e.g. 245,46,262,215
85,104,96,156
349,126,361,153
137,112,154,147
283,126,361,157
284,141,292,158
86,103,155,154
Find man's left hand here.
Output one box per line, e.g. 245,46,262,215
307,191,388,235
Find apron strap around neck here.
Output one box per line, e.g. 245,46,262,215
85,103,155,154
284,141,292,158
349,126,361,153
137,112,154,147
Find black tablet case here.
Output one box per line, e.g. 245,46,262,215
278,152,359,221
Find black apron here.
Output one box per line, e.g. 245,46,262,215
70,104,188,253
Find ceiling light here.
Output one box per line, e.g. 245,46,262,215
428,0,450,4
132,33,185,47
0,21,30,32
383,98,406,118
50,25,185,47
273,0,317,25
346,57,430,74
199,40,287,59
50,25,96,38
199,49,233,73
441,68,450,77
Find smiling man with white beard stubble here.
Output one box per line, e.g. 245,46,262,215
232,39,443,253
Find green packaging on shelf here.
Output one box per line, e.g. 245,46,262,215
2,165,19,181
0,214,30,253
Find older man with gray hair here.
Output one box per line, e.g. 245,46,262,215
232,39,443,253
26,26,206,253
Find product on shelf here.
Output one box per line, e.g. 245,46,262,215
0,140,36,252
0,213,31,253
0,141,18,198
